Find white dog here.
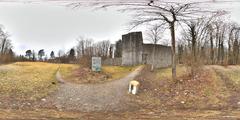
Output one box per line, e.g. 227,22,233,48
129,80,140,95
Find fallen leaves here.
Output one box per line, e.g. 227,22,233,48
63,65,138,84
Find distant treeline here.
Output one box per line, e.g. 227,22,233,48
177,17,240,66
0,26,14,64
14,37,114,67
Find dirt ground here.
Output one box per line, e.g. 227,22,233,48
62,67,111,84
47,66,143,112
2,64,240,119
133,65,240,111
1,108,240,120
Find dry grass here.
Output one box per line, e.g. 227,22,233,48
0,62,78,100
134,65,232,110
213,65,240,84
62,65,138,84
102,65,139,80
59,64,79,79
156,65,188,80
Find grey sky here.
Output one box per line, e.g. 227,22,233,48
0,1,240,55
0,2,131,55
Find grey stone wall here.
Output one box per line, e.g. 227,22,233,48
103,58,122,66
120,31,172,68
143,44,172,68
122,32,143,66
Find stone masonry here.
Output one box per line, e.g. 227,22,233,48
121,32,172,68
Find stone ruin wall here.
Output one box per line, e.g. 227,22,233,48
118,31,172,68
143,44,172,68
122,32,143,66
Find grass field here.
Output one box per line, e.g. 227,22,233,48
0,62,77,100
0,62,137,100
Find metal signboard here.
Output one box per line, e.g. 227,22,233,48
92,57,101,72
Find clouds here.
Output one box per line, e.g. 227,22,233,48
0,3,130,55
0,1,239,55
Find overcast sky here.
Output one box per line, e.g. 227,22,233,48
0,1,240,55
0,2,132,55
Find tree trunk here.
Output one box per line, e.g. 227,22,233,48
191,31,196,77
210,33,214,64
217,38,221,64
220,41,224,65
151,43,156,71
228,39,231,65
170,22,176,81
178,45,183,64
233,40,238,64
1,38,6,54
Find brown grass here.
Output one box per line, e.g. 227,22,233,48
62,65,138,84
0,62,77,100
133,65,232,110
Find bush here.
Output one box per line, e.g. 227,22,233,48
183,54,204,78
0,54,15,64
78,56,91,68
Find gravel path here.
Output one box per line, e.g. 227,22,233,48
52,66,143,112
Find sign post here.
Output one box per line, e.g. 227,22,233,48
92,57,101,72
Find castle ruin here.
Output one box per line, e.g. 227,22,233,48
121,31,172,68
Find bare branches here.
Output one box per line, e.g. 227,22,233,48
146,23,165,44
76,36,110,58
78,0,217,80
0,25,14,63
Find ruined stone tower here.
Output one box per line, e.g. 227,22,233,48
120,31,172,68
122,32,143,66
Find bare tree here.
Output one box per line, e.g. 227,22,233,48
0,25,15,63
146,24,163,71
129,1,201,80
225,23,240,65
115,39,122,57
76,36,94,58
232,28,240,64
93,40,110,58
207,24,215,64
70,0,216,81
0,27,12,55
181,14,221,75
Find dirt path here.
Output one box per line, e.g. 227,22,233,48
51,66,143,112
212,66,240,109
